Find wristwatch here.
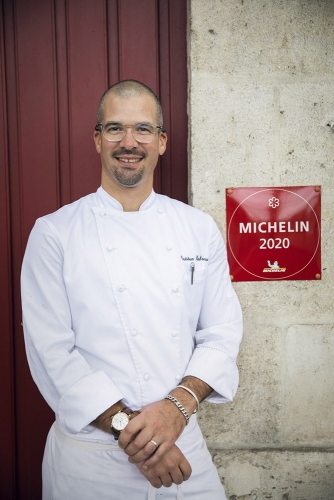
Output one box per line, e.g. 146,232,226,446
110,406,134,440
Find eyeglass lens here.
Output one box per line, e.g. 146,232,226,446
102,123,157,143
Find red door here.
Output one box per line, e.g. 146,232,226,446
0,1,187,497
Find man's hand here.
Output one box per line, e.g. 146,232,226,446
136,445,192,488
118,399,187,468
118,376,213,469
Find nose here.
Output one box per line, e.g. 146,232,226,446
119,127,139,148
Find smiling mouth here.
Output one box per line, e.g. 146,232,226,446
117,157,142,163
113,148,146,165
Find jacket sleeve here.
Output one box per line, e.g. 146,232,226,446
21,218,124,434
184,218,243,403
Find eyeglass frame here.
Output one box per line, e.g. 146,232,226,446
94,122,166,143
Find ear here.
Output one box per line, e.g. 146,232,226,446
159,132,167,156
94,131,102,153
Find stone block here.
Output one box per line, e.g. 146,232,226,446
283,324,334,445
213,449,334,500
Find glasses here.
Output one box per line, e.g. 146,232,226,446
95,122,165,144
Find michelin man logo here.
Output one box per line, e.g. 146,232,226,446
267,260,280,269
263,260,286,273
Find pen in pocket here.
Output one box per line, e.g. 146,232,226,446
190,262,195,285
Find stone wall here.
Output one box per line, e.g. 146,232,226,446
188,1,334,498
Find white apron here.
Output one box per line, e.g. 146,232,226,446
42,418,226,500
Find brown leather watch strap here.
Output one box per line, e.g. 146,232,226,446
121,406,134,416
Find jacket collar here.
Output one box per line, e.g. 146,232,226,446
97,186,156,212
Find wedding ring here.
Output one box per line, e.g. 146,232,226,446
150,439,158,447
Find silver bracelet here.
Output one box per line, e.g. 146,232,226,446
165,395,190,425
176,385,200,413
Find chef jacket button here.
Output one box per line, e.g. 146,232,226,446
118,285,125,292
166,245,172,251
130,329,138,336
171,330,179,337
107,245,114,251
175,374,182,382
172,287,179,293
99,211,106,217
144,373,150,381
157,208,164,214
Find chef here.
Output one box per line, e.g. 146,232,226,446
21,80,243,500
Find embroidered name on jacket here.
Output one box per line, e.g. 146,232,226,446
181,255,209,261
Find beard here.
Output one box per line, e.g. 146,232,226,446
113,164,145,186
112,147,147,187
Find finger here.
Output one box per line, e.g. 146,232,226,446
119,423,150,452
141,442,173,469
168,467,184,485
179,459,192,481
127,440,159,464
118,414,146,449
122,429,157,457
158,473,173,488
137,463,164,489
146,475,163,489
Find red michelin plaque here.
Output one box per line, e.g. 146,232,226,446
226,186,321,282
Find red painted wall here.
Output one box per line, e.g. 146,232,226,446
0,1,187,497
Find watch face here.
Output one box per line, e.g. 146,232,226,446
112,412,130,431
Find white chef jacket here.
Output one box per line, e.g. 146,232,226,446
21,187,242,443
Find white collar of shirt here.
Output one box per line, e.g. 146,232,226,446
97,186,157,212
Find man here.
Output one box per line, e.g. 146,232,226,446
21,80,243,499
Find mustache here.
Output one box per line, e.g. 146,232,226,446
112,148,147,158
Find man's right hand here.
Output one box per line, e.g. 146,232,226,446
136,444,192,488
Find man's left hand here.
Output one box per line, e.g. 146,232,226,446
136,444,192,488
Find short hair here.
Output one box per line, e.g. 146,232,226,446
96,80,163,127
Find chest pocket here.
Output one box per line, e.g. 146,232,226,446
182,260,208,284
